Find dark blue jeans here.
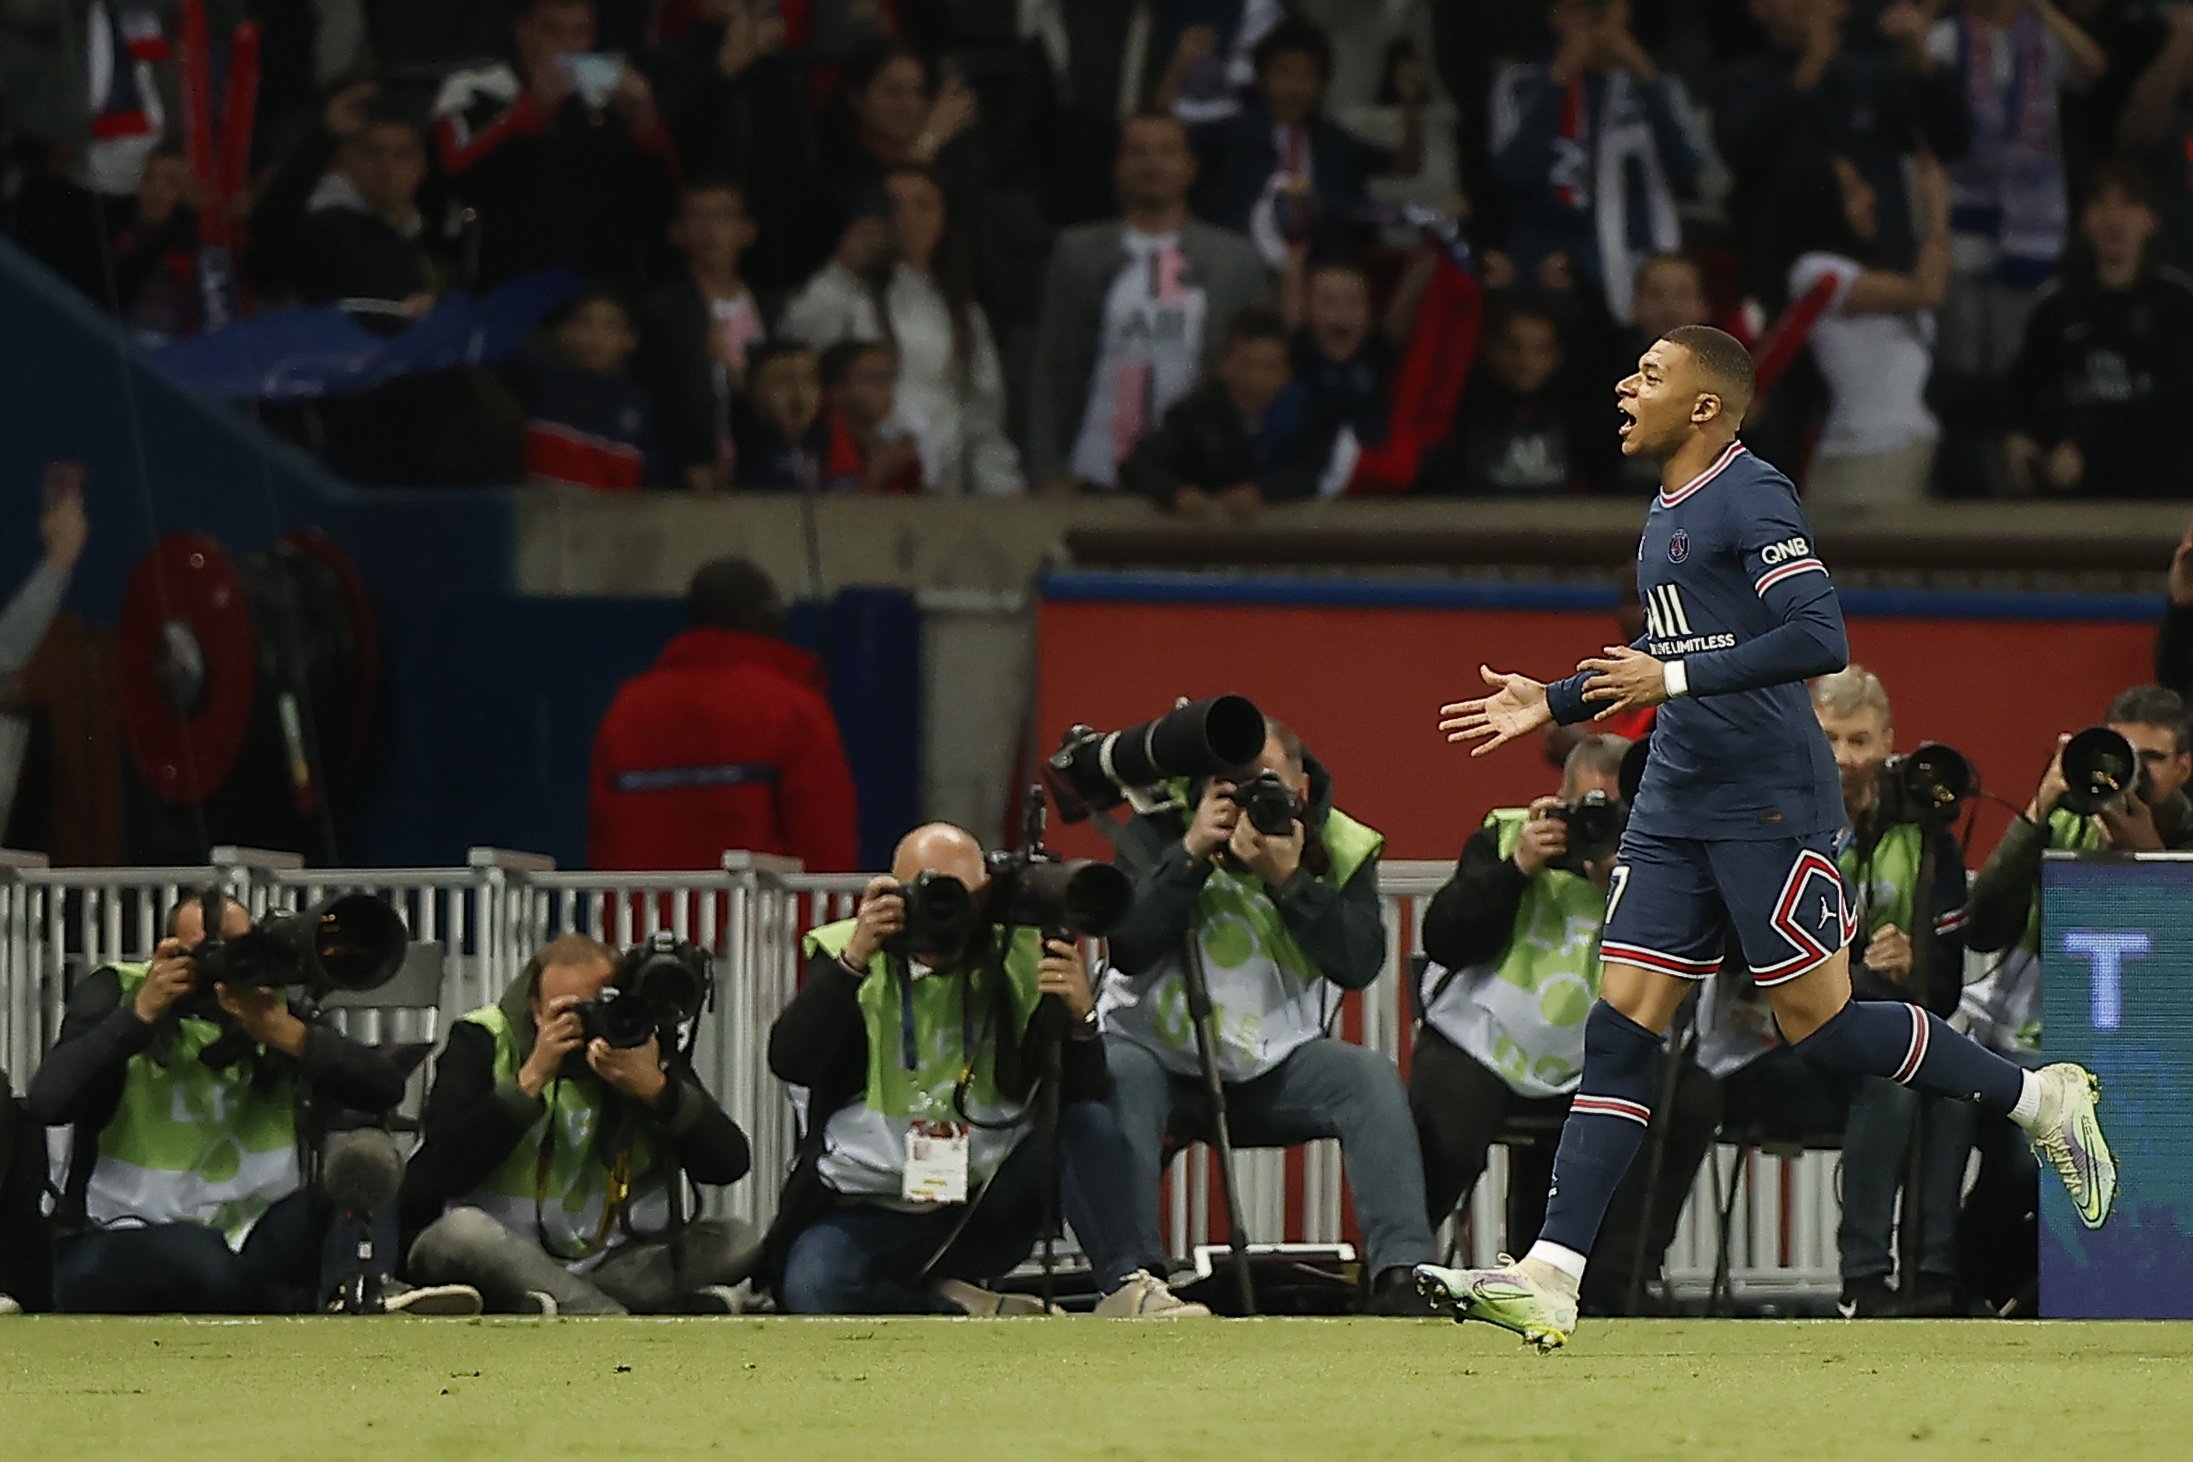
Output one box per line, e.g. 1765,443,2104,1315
53,1190,393,1314
780,1100,1158,1315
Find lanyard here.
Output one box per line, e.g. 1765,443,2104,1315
897,964,976,1080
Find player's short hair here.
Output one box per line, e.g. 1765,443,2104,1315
1561,734,1629,797
1659,324,1755,426
2105,684,2191,753
1813,665,1893,726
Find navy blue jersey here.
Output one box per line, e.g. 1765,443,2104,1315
1547,442,1847,840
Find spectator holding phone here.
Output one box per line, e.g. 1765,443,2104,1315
432,0,678,289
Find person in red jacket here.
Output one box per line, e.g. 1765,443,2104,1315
589,558,860,871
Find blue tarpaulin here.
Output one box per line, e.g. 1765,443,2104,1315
147,271,578,402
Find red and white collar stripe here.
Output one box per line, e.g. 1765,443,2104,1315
1657,440,1746,508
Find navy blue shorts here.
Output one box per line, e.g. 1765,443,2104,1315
1598,828,1853,987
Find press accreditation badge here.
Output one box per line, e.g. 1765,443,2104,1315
902,1120,971,1205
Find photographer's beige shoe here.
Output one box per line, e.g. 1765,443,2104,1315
1093,1270,1210,1319
930,1279,1059,1317
0,1293,20,1316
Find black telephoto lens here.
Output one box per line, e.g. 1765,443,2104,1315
2060,727,2141,816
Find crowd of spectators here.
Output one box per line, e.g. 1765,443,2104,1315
7,0,2193,503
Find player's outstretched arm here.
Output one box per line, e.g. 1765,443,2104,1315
1439,665,1553,756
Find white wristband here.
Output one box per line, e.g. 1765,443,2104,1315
1662,658,1689,699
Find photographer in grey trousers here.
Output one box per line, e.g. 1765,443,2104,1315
402,934,757,1314
1097,717,1438,1314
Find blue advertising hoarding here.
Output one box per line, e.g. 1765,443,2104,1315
2041,853,2193,1319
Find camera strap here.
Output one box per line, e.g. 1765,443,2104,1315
532,1075,637,1263
895,963,976,1083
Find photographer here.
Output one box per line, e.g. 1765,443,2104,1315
1412,735,1718,1316
26,896,476,1315
1099,719,1439,1313
767,823,1206,1317
1956,686,2193,1310
1813,667,1973,1318
404,934,755,1315
1967,685,2193,972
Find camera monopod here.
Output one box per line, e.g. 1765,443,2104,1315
1177,930,1258,1315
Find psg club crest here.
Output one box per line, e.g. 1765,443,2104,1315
1668,529,1690,563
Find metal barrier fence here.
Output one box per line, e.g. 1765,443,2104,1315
0,850,1840,1298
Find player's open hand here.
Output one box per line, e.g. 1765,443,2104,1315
1439,666,1552,757
1579,645,1669,720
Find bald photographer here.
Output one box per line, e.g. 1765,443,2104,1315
27,895,477,1315
403,933,756,1314
766,822,1207,1318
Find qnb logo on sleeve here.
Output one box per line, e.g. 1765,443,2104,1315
1759,536,1811,566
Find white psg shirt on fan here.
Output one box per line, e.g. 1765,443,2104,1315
1069,230,1210,488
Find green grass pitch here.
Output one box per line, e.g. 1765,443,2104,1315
6,1316,2192,1460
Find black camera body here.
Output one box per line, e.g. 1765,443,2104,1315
1226,771,1302,838
1548,790,1626,875
885,870,981,963
575,987,658,1050
1875,742,1975,825
573,932,713,1052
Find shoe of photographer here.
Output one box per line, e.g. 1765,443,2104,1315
679,1285,751,1315
0,1294,20,1316
1367,1267,1441,1317
1092,1270,1211,1319
514,1290,559,1317
1897,1274,1966,1318
381,1281,484,1316
1837,1276,1895,1318
930,1278,1060,1317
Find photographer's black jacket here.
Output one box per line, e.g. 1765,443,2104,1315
1420,823,1532,973
401,978,750,1231
762,945,1111,1276
26,966,404,1135
1106,750,1383,990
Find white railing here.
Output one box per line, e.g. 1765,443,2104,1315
0,850,1841,1298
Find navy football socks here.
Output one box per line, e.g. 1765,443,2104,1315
1793,998,2027,1116
1530,1002,1663,1277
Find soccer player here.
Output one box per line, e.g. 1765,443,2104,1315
1414,325,2116,1349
